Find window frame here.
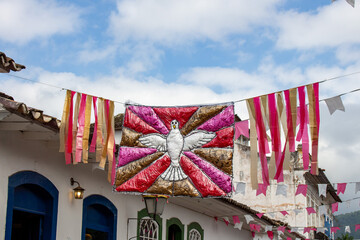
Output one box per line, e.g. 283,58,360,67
137,208,162,240
166,217,184,240
187,222,204,240
5,171,59,240
82,194,117,240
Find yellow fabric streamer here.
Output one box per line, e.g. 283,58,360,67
100,101,111,169
82,95,92,163
306,84,319,175
247,99,258,190
96,98,104,163
289,88,297,140
59,90,71,152
107,101,115,182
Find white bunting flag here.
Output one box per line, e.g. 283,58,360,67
291,227,299,233
268,212,275,218
318,184,327,197
346,0,355,7
317,227,327,233
234,222,243,230
276,184,288,197
265,225,273,232
325,96,345,115
244,215,254,224
235,182,246,195
355,182,360,194
319,205,327,215
345,226,351,233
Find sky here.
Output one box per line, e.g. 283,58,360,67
1,0,360,214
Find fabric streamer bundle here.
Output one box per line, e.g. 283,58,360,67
113,103,235,197
59,90,116,182
246,83,320,189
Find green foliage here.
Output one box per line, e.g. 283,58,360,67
334,211,360,239
336,233,354,240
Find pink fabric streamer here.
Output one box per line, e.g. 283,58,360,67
332,202,339,213
75,94,87,163
253,97,270,186
284,90,295,152
274,140,287,182
306,207,316,215
295,184,307,197
90,96,98,152
337,183,347,195
235,120,249,139
268,93,281,168
302,107,310,170
296,86,306,141
311,82,320,175
65,91,75,164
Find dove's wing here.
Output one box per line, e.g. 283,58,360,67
139,134,167,151
183,131,216,151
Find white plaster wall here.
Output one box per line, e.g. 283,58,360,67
0,130,253,240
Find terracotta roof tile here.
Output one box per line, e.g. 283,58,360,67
0,52,26,73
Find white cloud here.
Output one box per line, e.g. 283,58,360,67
109,0,280,45
276,1,360,50
0,0,81,44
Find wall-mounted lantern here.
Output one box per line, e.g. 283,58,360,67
143,195,168,219
70,177,85,199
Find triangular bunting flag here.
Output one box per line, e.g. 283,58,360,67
346,0,355,7
337,183,347,195
244,215,254,224
332,202,339,213
235,182,246,195
276,184,288,197
355,182,360,194
345,226,351,234
235,120,249,138
318,184,327,197
234,222,243,230
295,184,308,197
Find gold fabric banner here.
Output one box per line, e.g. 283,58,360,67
247,99,258,190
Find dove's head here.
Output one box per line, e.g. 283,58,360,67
171,120,179,130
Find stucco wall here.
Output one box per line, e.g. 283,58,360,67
0,130,253,240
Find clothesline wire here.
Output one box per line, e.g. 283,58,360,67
233,70,360,103
4,70,360,107
5,73,126,105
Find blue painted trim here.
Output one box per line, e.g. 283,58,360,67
82,194,117,240
5,171,59,240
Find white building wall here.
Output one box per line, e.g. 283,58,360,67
0,129,253,240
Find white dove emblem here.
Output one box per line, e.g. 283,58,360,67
138,120,216,181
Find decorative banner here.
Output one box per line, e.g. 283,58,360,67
235,120,249,138
244,215,254,224
114,103,234,197
235,182,246,195
318,184,327,197
295,184,308,197
324,95,345,115
332,202,339,213
337,183,347,195
276,184,288,197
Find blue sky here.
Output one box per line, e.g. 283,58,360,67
1,0,360,213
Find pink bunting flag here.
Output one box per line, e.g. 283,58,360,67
267,231,274,240
251,231,255,238
278,226,286,233
256,213,264,219
355,224,360,232
287,238,291,240
337,183,347,195
304,227,311,234
214,217,218,222
331,227,340,234
332,202,339,213
256,183,268,196
295,184,308,197
232,215,240,224
280,211,289,216
306,207,316,215
250,224,261,232
235,120,249,139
